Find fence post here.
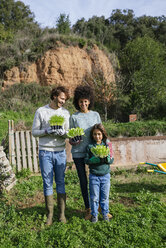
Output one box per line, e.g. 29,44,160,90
8,120,12,165
8,120,16,166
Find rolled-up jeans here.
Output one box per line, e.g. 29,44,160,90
39,150,66,196
89,173,110,217
73,158,90,209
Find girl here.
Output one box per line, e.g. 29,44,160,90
84,123,114,223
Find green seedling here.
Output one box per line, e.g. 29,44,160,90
67,127,85,138
49,115,65,126
91,145,110,158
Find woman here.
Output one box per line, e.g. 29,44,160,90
69,85,101,220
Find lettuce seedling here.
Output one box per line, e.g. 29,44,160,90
91,145,110,158
49,115,65,126
67,127,85,138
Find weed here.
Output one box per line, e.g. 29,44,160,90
0,170,165,247
16,168,31,179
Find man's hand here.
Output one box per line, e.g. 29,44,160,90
89,156,100,164
56,128,66,136
45,127,54,134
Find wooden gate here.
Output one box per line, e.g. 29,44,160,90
8,120,39,172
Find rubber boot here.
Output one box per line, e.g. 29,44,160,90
45,195,54,225
57,193,67,223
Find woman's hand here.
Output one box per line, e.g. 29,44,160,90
69,138,81,146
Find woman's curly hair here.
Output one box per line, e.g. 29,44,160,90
73,85,94,110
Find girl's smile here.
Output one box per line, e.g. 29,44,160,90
93,129,103,144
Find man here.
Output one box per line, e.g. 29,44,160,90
32,86,70,225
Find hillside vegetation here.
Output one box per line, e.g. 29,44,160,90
1,1,166,121
1,84,166,146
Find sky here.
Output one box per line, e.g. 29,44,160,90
19,0,166,28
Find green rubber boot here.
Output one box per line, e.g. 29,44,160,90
45,195,54,225
57,193,67,223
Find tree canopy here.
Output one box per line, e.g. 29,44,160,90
0,0,36,31
56,13,71,34
120,36,166,118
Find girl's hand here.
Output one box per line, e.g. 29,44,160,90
101,156,114,164
100,157,108,163
89,156,100,164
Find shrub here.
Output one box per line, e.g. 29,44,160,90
0,83,76,142
78,38,86,48
103,120,166,137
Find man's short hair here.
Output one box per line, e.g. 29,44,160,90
50,86,70,101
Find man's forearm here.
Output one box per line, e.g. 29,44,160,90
32,129,46,137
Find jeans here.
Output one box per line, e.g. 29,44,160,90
73,158,90,209
89,173,110,217
39,150,66,196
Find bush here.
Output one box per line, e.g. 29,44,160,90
0,83,51,112
78,38,86,48
0,83,76,142
103,120,166,137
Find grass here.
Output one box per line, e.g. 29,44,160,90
0,168,166,248
0,110,34,146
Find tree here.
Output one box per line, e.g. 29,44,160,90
72,9,166,54
72,18,86,36
0,0,36,31
0,23,13,43
133,15,158,39
73,16,116,50
120,35,166,118
56,14,71,34
108,9,135,49
84,71,115,121
155,16,166,45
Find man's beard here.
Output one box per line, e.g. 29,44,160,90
58,101,64,106
55,99,64,107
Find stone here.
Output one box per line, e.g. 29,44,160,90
0,147,17,192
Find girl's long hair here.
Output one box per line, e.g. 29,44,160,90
90,123,108,143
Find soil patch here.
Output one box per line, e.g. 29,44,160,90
119,196,137,207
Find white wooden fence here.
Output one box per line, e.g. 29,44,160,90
8,120,39,172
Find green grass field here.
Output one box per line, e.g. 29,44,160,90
0,168,166,248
